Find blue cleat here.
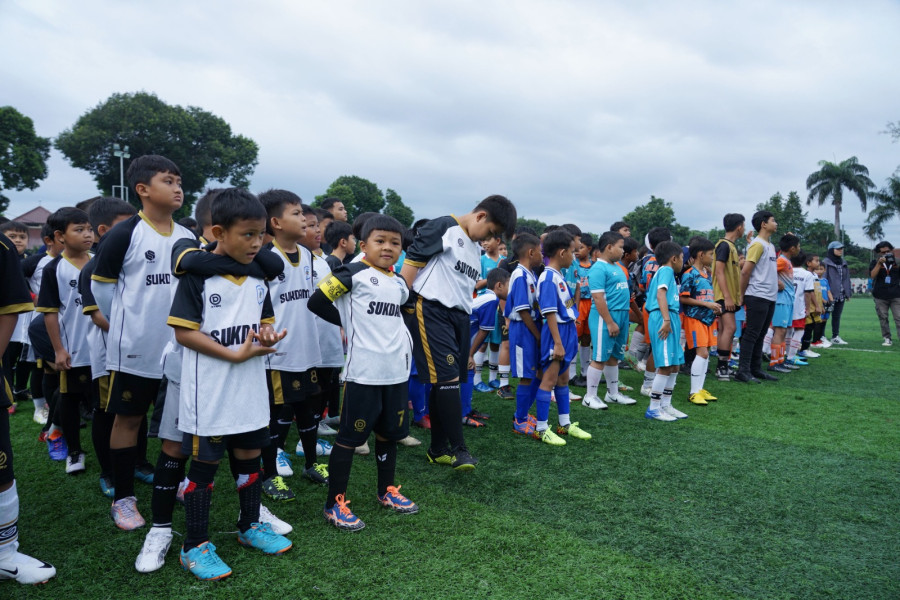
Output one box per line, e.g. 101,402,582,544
488,379,501,389
473,382,492,393
99,475,115,499
180,542,231,581
46,430,67,461
237,522,292,554
377,485,419,514
324,494,365,531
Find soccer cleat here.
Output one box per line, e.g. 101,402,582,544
413,415,431,429
496,385,515,399
644,408,677,422
99,475,115,499
568,390,583,401
317,421,337,436
818,336,833,348
715,366,732,381
798,349,820,358
426,446,453,465
6,403,14,415
699,389,718,401
276,448,294,477
135,526,173,573
636,359,647,372
512,416,536,435
324,494,365,531
303,463,330,485
0,550,56,585
37,430,47,443
377,485,419,514
468,409,491,420
831,336,848,345
322,413,340,426
451,447,478,470
295,438,333,457
259,504,293,535
46,430,67,461
262,476,296,502
556,422,591,440
786,357,808,366
180,542,232,581
65,451,86,475
533,428,566,446
569,375,587,387
33,406,48,425
663,405,689,419
581,395,608,410
639,385,652,397
688,392,708,405
398,435,422,447
605,392,637,406
134,462,155,484
618,382,634,392
810,340,825,348
462,415,485,428
623,352,639,370
734,372,761,384
883,337,893,347
237,522,292,555
355,441,370,455
769,364,792,374
473,381,492,393
111,496,146,530
488,379,501,389
753,371,779,382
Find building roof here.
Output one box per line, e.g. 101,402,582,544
11,206,51,225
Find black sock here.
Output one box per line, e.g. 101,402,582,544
233,457,262,533
325,444,354,509
432,382,465,451
111,446,138,501
91,409,115,476
60,392,83,454
183,461,218,550
375,439,397,497
261,404,281,480
30,364,43,399
136,416,149,466
151,451,186,527
42,373,59,433
296,403,318,470
427,385,447,452
274,404,293,450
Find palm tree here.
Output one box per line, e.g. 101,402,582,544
805,156,875,239
864,175,900,240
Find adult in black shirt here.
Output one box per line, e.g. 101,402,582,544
869,241,900,346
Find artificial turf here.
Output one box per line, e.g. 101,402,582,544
5,300,898,599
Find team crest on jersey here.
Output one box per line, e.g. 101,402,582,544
209,294,222,307
446,354,455,365
370,277,379,286
529,284,535,293
209,436,223,444
304,265,311,280
292,379,301,390
354,419,366,432
256,285,266,304
558,282,566,293
69,279,77,288
457,238,464,247
145,250,156,262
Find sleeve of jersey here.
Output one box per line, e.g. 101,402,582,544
479,300,498,330
715,241,731,263
167,274,205,330
260,290,276,325
745,242,764,265
508,276,529,314
91,218,134,282
588,265,606,295
317,265,355,301
538,276,558,315
35,261,61,313
404,217,451,268
804,273,815,292
0,237,35,315
679,271,693,297
79,262,98,313
776,256,789,273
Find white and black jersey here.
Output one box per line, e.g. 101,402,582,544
405,215,482,313
35,254,93,368
91,212,195,378
79,257,108,379
168,271,275,436
16,252,52,345
264,241,321,372
317,260,412,384
312,251,345,368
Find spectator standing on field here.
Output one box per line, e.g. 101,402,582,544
823,241,852,344
870,241,900,347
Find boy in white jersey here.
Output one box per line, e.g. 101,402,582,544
309,215,418,530
0,221,30,415
400,195,517,470
91,155,196,530
36,208,95,475
168,188,291,580
532,230,591,445
788,251,816,363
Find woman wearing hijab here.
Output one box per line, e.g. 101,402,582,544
823,241,853,344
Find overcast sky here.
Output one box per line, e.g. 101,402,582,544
2,0,899,244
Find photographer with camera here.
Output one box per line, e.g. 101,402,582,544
870,241,900,347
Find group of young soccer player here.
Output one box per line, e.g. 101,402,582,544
0,153,837,586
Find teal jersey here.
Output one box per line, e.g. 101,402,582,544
645,265,679,313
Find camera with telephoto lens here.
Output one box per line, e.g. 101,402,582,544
883,252,896,266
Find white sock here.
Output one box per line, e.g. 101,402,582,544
650,373,667,409
763,328,773,354
643,370,655,386
568,362,576,378
787,329,803,359
558,413,571,427
536,419,548,432
586,365,603,398
690,356,709,394
662,373,679,408
498,364,510,387
473,350,486,374
579,346,591,374
630,331,644,358
489,349,499,381
603,364,619,398
0,480,19,553
32,397,47,410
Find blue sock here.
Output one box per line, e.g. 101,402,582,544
535,388,552,422
460,370,475,418
554,385,570,416
528,378,542,402
514,383,533,421
408,377,428,420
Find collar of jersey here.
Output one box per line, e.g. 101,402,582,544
361,258,394,276
138,211,175,237
273,240,300,267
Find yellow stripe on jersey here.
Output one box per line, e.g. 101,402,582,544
222,274,248,286
138,211,176,237
90,274,117,283
261,317,275,325
270,371,284,405
167,316,201,330
82,304,99,314
403,259,426,268
0,302,35,315
98,375,111,411
35,306,59,313
105,371,115,413
173,247,201,275
318,274,349,301
416,295,438,383
60,370,69,394
192,435,200,458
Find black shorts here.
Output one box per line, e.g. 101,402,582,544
336,381,409,447
404,296,468,383
60,366,92,398
500,314,510,342
267,369,320,405
106,371,161,416
92,375,111,411
181,427,270,462
0,408,13,485
716,299,740,314
317,367,341,387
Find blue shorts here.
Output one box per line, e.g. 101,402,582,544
589,309,629,363
647,312,684,368
540,320,578,371
509,320,539,379
772,302,793,328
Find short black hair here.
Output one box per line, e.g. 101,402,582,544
597,231,623,254
88,197,137,231
325,221,353,249
486,267,510,290
610,221,630,233
579,233,594,250
40,222,54,241
48,207,90,236
352,212,378,240
647,227,672,250
258,189,303,235
314,208,333,223
320,197,344,212
790,250,807,268
654,241,682,266
177,216,197,230
0,221,27,235
723,213,745,233
514,225,537,238
752,210,774,232
126,154,181,197
542,229,574,259
195,188,225,232
875,241,894,253
474,195,517,238
623,236,640,255
543,224,559,235
778,233,800,253
75,197,99,213
512,232,540,259
560,223,582,238
301,204,316,217
689,237,715,258
210,188,266,230
806,253,820,265
360,214,404,242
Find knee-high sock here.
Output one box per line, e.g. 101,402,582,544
662,372,678,408
111,446,137,501
233,457,262,533
0,481,19,554
182,460,217,550
151,451,186,528
488,349,499,382
554,386,570,426
603,364,619,399
408,377,428,421
60,392,82,454
568,362,576,379
473,350,486,376
432,382,465,450
514,381,533,421
91,408,115,477
690,356,709,394
787,329,803,359
579,346,591,375
136,416,149,465
325,443,354,509
763,328,774,354
498,363,510,387
586,365,603,399
650,372,667,410
460,370,474,418
630,330,645,360
295,402,319,470
534,388,552,430
375,439,398,497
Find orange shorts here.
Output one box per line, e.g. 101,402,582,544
683,316,717,349
576,299,593,337
641,306,649,334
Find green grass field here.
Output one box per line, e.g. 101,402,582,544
6,300,898,599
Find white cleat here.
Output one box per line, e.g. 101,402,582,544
0,548,57,585
581,395,608,410
662,405,689,420
605,392,637,406
644,407,677,422
134,526,173,573
276,448,294,477
639,385,653,397
317,421,338,436
567,390,582,401
259,504,293,535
